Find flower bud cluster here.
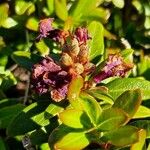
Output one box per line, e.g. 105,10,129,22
31,18,133,102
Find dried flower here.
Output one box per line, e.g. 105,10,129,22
48,29,69,44
93,54,133,83
31,56,71,102
36,18,54,41
74,27,91,45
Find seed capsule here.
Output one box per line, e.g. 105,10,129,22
78,44,88,64
69,38,80,57
60,53,73,66
74,63,84,75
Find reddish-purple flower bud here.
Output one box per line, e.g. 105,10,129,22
93,54,133,83
31,56,71,102
74,27,91,45
36,18,54,41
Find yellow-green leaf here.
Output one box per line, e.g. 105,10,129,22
113,89,142,118
59,109,92,129
131,129,146,150
55,132,89,150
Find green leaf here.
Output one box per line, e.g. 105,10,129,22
101,126,139,147
55,132,90,150
130,120,150,138
0,3,9,26
7,102,49,136
113,89,142,118
112,0,125,8
0,137,6,150
87,87,114,105
106,78,150,100
1,17,17,28
46,0,54,15
88,21,104,62
26,17,39,31
40,143,50,150
0,98,18,109
131,129,146,150
44,103,64,119
82,7,110,23
120,48,134,61
133,106,150,119
30,128,48,145
69,0,97,21
12,51,42,71
97,108,128,131
79,92,102,125
54,0,68,21
15,0,35,15
0,66,17,90
67,75,84,109
0,104,24,128
59,109,92,129
35,40,50,56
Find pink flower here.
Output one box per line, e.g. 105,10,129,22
74,27,91,45
93,54,133,83
31,56,71,102
36,18,54,41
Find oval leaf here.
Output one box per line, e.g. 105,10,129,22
97,108,128,131
7,102,49,136
106,78,150,100
88,21,104,62
59,109,92,129
113,89,142,118
79,92,102,125
54,0,68,21
133,105,150,119
101,126,139,147
44,103,64,119
55,132,89,150
0,104,24,128
67,75,84,109
131,129,147,150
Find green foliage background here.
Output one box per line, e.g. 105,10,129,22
0,0,150,150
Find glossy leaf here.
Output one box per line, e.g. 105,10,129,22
0,104,24,128
82,7,110,23
46,0,54,15
106,78,150,100
0,98,18,109
0,3,9,26
12,51,42,71
54,0,68,21
112,0,125,8
97,108,128,131
113,89,142,118
133,105,150,118
15,1,35,15
35,40,50,56
131,129,146,150
55,132,90,150
79,92,102,125
130,120,150,138
87,88,114,105
67,75,84,109
69,0,97,21
120,48,134,61
45,103,64,119
101,126,139,146
1,17,17,29
26,17,39,31
88,21,104,62
59,109,92,129
7,102,49,136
